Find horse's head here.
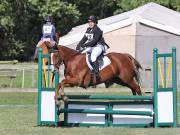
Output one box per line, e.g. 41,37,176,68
52,50,63,72
34,41,52,62
52,45,80,73
34,32,60,62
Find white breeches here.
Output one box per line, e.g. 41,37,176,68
91,46,103,62
81,45,104,62
81,47,91,54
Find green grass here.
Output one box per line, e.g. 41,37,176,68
0,91,180,135
0,92,37,105
13,70,38,88
0,62,38,88
0,70,38,88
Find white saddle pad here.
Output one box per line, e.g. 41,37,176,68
85,53,111,71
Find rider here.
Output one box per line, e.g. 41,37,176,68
36,15,57,49
76,15,109,79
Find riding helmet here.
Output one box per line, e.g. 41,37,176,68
87,15,98,24
45,16,52,23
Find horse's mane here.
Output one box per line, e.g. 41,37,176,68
58,45,80,57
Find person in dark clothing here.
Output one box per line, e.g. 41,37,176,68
76,15,109,80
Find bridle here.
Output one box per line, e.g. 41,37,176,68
44,41,54,54
51,50,63,71
40,41,62,71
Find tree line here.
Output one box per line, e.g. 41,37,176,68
0,0,180,61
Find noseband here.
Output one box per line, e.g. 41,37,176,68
52,51,62,71
41,42,62,70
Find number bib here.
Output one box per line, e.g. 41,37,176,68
85,33,93,42
43,25,53,34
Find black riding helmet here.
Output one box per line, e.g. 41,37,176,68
45,16,52,23
87,15,98,24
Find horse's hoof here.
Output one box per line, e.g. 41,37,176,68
54,96,58,101
62,96,69,103
55,100,62,107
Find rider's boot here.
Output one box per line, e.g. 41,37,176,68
53,43,58,51
92,61,101,82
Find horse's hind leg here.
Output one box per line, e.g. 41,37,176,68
110,77,140,95
127,80,142,95
131,88,136,95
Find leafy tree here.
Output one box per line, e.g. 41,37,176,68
0,0,80,61
0,0,40,60
67,0,117,23
0,0,16,60
115,0,180,14
169,0,180,11
38,0,81,35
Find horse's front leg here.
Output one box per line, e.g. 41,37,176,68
60,77,79,102
54,83,61,101
60,80,66,97
60,80,67,102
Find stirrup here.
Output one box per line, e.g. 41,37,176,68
95,72,101,81
92,62,101,81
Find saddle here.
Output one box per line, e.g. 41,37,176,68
85,52,111,85
86,52,111,71
87,52,103,70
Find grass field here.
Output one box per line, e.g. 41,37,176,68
0,91,180,135
0,69,38,88
0,63,38,88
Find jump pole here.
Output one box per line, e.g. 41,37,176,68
37,48,59,126
153,47,177,127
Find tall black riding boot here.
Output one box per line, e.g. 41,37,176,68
92,61,101,81
53,43,58,50
49,43,58,53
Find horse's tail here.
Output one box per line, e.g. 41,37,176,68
125,54,142,84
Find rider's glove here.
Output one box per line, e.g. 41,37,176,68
76,45,81,51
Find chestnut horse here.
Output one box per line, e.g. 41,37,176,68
34,41,54,64
34,33,60,63
52,45,142,101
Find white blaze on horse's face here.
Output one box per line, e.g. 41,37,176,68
51,53,55,72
